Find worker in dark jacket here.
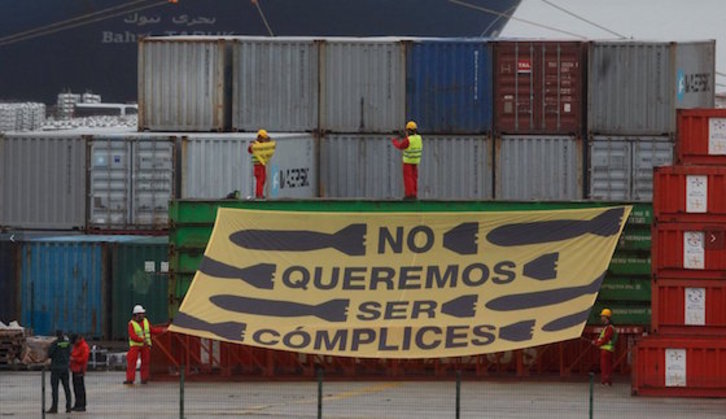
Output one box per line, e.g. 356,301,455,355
592,308,617,386
247,129,276,199
70,334,90,412
47,330,72,414
392,121,423,199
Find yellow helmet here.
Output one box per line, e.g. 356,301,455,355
257,129,269,139
405,121,417,131
600,308,612,318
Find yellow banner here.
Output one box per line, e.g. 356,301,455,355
169,206,631,358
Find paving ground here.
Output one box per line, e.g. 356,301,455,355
1,371,724,418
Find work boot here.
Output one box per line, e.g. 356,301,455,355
66,406,72,413
72,406,86,412
141,380,148,384
45,407,57,414
123,380,133,385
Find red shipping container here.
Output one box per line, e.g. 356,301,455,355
651,278,726,335
494,41,586,135
652,222,726,279
654,166,726,223
676,108,726,165
632,336,726,397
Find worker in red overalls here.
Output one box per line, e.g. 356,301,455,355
592,308,617,386
124,305,165,385
247,129,276,199
392,121,423,199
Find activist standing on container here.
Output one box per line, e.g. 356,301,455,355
124,305,165,385
70,334,89,412
592,308,617,386
392,121,422,199
46,330,72,414
247,129,276,199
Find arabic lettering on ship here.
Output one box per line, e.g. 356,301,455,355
123,13,217,26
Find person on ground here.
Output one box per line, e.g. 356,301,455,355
247,129,276,199
392,121,422,199
70,333,89,412
592,308,617,386
46,330,72,414
124,305,166,385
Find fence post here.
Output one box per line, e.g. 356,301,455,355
317,368,323,419
588,372,594,419
180,364,185,419
455,370,461,419
41,368,46,419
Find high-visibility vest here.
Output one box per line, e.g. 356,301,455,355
599,325,616,352
251,140,276,166
129,318,152,347
402,135,422,164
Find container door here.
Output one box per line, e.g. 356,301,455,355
89,139,130,229
589,139,630,201
132,139,174,228
632,139,673,201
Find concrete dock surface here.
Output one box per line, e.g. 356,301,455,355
1,371,724,418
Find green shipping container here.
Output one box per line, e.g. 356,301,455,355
588,302,651,326
598,277,651,302
616,226,651,251
608,251,651,276
111,237,169,340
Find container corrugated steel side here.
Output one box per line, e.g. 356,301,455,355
0,132,86,230
494,135,582,200
676,108,726,165
406,39,493,134
179,132,317,199
232,37,319,132
588,41,715,135
588,136,673,201
320,134,492,199
88,133,175,230
19,236,137,337
651,278,726,336
588,42,672,135
0,239,19,323
320,38,406,133
633,336,726,397
654,165,726,223
111,236,169,341
138,37,231,132
494,40,586,135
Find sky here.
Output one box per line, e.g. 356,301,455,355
499,0,726,92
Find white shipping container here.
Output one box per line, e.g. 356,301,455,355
588,40,715,135
138,36,231,132
495,135,582,200
588,136,673,202
320,134,492,199
0,132,87,229
320,38,406,133
179,132,317,199
88,133,175,230
233,37,319,132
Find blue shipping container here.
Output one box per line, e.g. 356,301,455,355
406,39,493,134
20,236,137,337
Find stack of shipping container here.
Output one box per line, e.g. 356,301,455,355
632,109,726,397
587,41,716,330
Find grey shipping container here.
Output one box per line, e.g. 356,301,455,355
233,37,319,132
320,38,406,133
588,40,715,135
138,36,232,132
0,132,86,230
495,135,582,200
320,134,492,199
179,132,317,199
589,136,673,202
88,133,175,230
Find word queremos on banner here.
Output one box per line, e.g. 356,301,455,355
169,206,631,358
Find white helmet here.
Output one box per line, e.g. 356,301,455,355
132,305,146,315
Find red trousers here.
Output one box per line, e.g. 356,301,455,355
126,346,150,383
254,164,266,198
403,163,418,198
600,349,613,385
